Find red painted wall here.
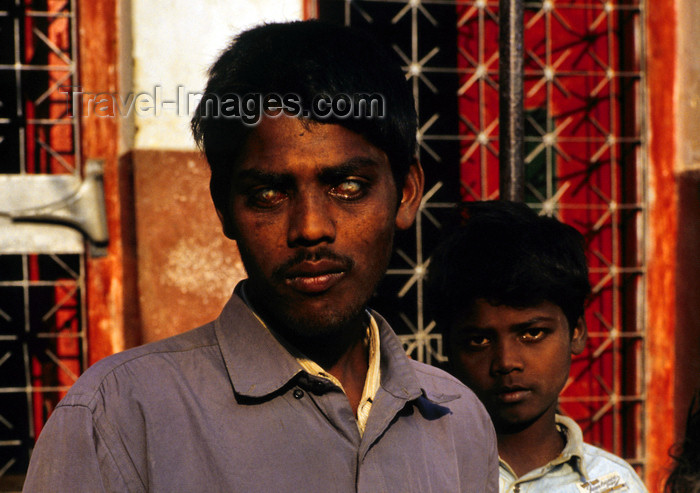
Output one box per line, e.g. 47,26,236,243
79,0,141,364
646,0,680,490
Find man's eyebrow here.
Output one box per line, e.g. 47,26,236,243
233,168,293,187
233,156,383,186
318,157,383,181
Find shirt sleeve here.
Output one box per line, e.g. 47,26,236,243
485,418,499,493
22,404,131,493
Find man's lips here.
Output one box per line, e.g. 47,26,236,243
282,260,348,294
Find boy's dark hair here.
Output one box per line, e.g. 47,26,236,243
665,390,700,493
426,201,591,333
191,20,418,223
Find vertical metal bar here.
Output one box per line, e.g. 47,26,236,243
636,0,648,469
70,0,82,176
498,0,524,201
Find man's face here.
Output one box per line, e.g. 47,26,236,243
448,299,586,433
221,117,423,340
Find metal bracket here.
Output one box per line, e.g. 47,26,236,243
0,159,109,255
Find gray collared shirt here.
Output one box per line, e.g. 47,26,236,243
24,283,498,492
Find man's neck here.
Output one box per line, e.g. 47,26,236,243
323,332,369,415
241,284,370,414
497,410,565,478
273,322,370,416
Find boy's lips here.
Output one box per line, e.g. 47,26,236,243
494,386,531,404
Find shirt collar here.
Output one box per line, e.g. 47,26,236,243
555,414,589,480
499,414,589,482
213,283,303,397
356,315,381,433
214,281,424,404
373,309,425,402
291,313,381,436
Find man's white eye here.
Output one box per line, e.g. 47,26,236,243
251,188,285,207
332,180,364,199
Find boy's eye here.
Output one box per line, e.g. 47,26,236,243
330,179,366,200
466,335,490,349
520,328,545,342
250,188,286,207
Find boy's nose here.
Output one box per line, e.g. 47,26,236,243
490,340,524,375
287,193,336,247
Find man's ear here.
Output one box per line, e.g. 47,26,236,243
571,317,588,355
395,160,425,230
215,208,236,240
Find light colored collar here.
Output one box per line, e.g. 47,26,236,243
555,414,589,480
295,314,381,436
499,414,589,482
237,281,381,435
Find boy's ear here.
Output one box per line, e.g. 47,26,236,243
395,160,425,230
571,317,588,355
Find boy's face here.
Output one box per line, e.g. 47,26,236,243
448,299,586,433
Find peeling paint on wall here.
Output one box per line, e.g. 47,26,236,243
163,236,246,302
678,0,700,171
132,150,247,343
131,0,302,150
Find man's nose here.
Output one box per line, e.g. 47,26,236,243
287,193,336,247
490,339,524,375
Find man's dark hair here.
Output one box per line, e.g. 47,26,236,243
191,20,418,220
426,201,591,333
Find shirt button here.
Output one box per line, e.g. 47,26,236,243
293,389,304,399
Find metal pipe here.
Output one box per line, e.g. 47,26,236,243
498,0,525,202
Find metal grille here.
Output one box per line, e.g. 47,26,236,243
0,0,86,487
318,0,646,472
318,0,463,368
0,255,86,484
0,0,81,175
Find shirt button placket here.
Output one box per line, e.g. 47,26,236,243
293,388,304,399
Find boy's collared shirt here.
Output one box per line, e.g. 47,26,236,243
499,415,648,493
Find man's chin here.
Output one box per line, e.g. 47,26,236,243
247,283,371,345
280,306,366,340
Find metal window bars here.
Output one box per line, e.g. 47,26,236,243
0,0,87,487
317,0,646,473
